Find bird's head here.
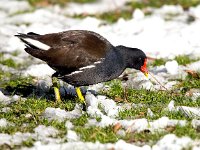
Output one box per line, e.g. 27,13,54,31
129,53,148,78
117,46,148,77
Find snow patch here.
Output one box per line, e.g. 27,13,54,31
23,64,55,78
43,106,82,122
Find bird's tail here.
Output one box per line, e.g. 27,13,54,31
15,32,50,61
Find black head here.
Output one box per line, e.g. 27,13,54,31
116,46,148,77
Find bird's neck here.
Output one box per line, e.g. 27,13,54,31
115,45,133,68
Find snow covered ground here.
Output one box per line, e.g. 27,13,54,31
0,0,200,149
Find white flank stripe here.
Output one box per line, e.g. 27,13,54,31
79,65,95,70
94,61,102,64
65,59,104,77
23,38,50,50
66,70,83,76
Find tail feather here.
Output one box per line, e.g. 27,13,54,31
24,47,47,61
15,33,37,39
15,33,51,51
27,32,40,36
15,32,50,61
19,38,38,49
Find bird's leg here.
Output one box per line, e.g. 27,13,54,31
75,87,86,111
52,76,61,102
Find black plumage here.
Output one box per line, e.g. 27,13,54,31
15,30,148,87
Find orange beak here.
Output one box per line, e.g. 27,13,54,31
140,58,148,77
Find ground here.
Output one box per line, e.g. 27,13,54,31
0,0,200,149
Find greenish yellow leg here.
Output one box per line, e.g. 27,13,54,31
76,87,86,110
52,77,61,102
76,87,85,103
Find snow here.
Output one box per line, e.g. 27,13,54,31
165,60,179,75
191,119,200,129
85,92,99,108
23,64,55,78
185,89,200,101
66,130,80,142
118,117,186,133
0,118,10,128
86,93,121,118
12,132,33,145
115,140,151,150
0,91,11,105
0,134,12,145
153,5,184,17
87,83,108,92
167,101,200,118
1,0,200,149
133,9,145,20
187,60,200,72
152,134,192,150
65,121,74,130
24,134,193,150
43,106,82,122
0,91,23,105
0,132,33,146
34,125,59,138
120,118,149,133
147,108,154,117
0,0,30,15
189,5,200,19
63,0,129,15
167,100,176,111
126,72,153,90
25,140,151,150
0,107,11,113
149,117,186,132
1,2,200,57
177,106,200,118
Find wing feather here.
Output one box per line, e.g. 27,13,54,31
43,30,113,75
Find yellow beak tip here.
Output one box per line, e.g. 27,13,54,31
144,72,149,78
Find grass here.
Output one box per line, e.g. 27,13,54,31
27,0,96,6
0,53,200,147
151,58,167,67
25,0,200,8
0,53,22,69
175,55,200,65
0,52,31,69
178,76,200,94
105,77,200,121
72,114,88,126
73,0,200,23
0,98,69,134
75,126,118,143
74,9,133,23
150,55,200,67
14,0,200,23
122,131,166,146
1,0,200,146
126,0,200,10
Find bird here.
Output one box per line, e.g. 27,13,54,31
15,30,148,110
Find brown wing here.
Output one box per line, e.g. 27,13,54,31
26,30,113,75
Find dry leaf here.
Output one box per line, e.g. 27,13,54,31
185,70,200,79
165,126,176,132
113,123,122,133
114,97,124,102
